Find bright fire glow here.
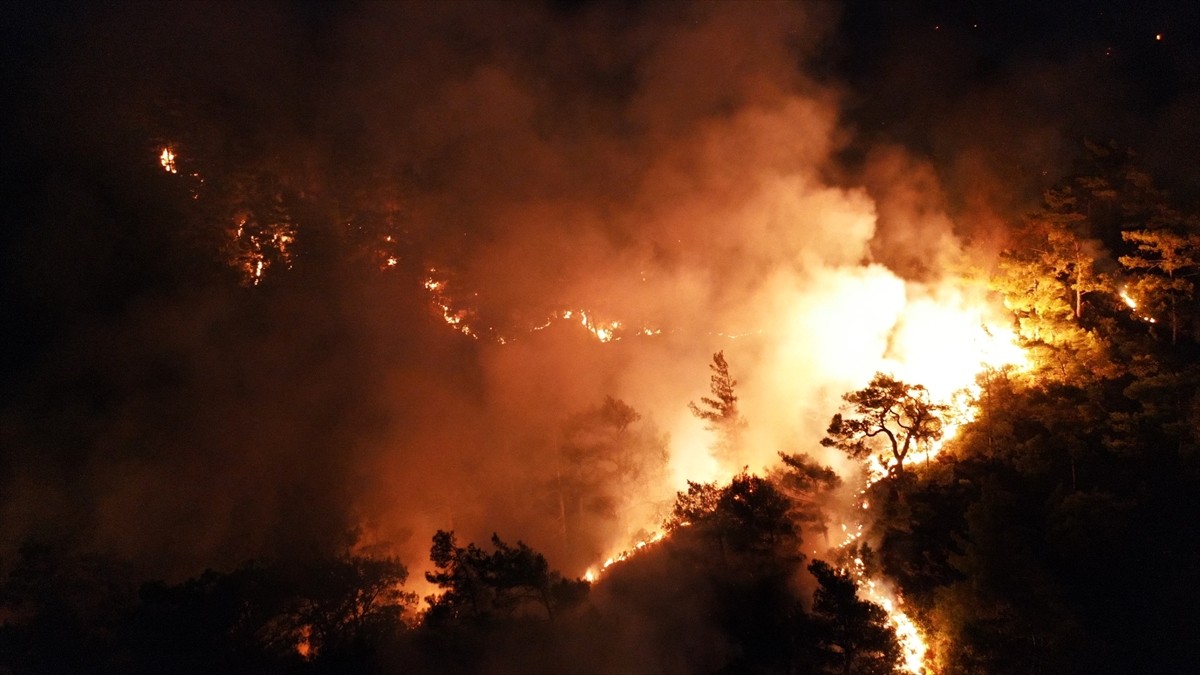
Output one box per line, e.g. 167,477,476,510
883,288,1028,401
229,218,296,286
869,582,928,674
424,269,478,338
583,529,667,582
849,285,1032,476
159,147,177,173
575,276,1027,674
841,492,929,673
831,284,1030,671
1120,287,1157,323
1121,288,1138,309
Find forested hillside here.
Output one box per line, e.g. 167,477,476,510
4,2,1200,673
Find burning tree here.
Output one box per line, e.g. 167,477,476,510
689,351,747,467
1119,225,1200,345
822,373,946,476
992,208,1118,381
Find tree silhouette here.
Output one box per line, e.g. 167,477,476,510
665,472,798,568
770,452,843,546
424,531,585,625
822,373,945,475
689,351,747,467
548,396,669,556
808,559,903,675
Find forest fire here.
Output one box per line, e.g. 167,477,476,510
564,279,1029,673
871,587,928,674
423,270,478,338
883,288,1029,401
583,529,668,582
1120,286,1157,323
828,288,1034,672
11,2,1200,672
230,218,296,286
842,498,930,673
418,274,665,345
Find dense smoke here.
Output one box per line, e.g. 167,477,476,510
2,0,1197,585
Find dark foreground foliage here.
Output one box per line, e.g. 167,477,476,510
1,467,901,675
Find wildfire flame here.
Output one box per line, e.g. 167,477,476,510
842,498,929,674
424,270,478,339
159,147,177,173
230,218,296,286
583,529,668,582
849,287,1033,479
882,290,1029,401
418,276,665,344
839,288,1032,672
869,583,928,674
1120,286,1157,323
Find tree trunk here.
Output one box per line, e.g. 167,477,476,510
1171,293,1178,345
556,470,569,550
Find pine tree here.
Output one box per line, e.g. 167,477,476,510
689,351,747,467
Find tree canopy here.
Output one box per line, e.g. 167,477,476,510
822,373,946,475
689,351,748,468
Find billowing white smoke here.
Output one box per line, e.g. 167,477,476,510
360,2,1011,561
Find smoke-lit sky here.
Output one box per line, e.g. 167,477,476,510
2,1,1198,579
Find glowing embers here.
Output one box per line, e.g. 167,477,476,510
582,529,668,583
424,269,479,339
374,234,403,271
545,309,661,343
155,145,205,200
295,624,313,660
228,216,297,286
418,273,663,344
1120,287,1157,323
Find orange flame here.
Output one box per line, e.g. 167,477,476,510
583,529,668,582
1120,287,1157,323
